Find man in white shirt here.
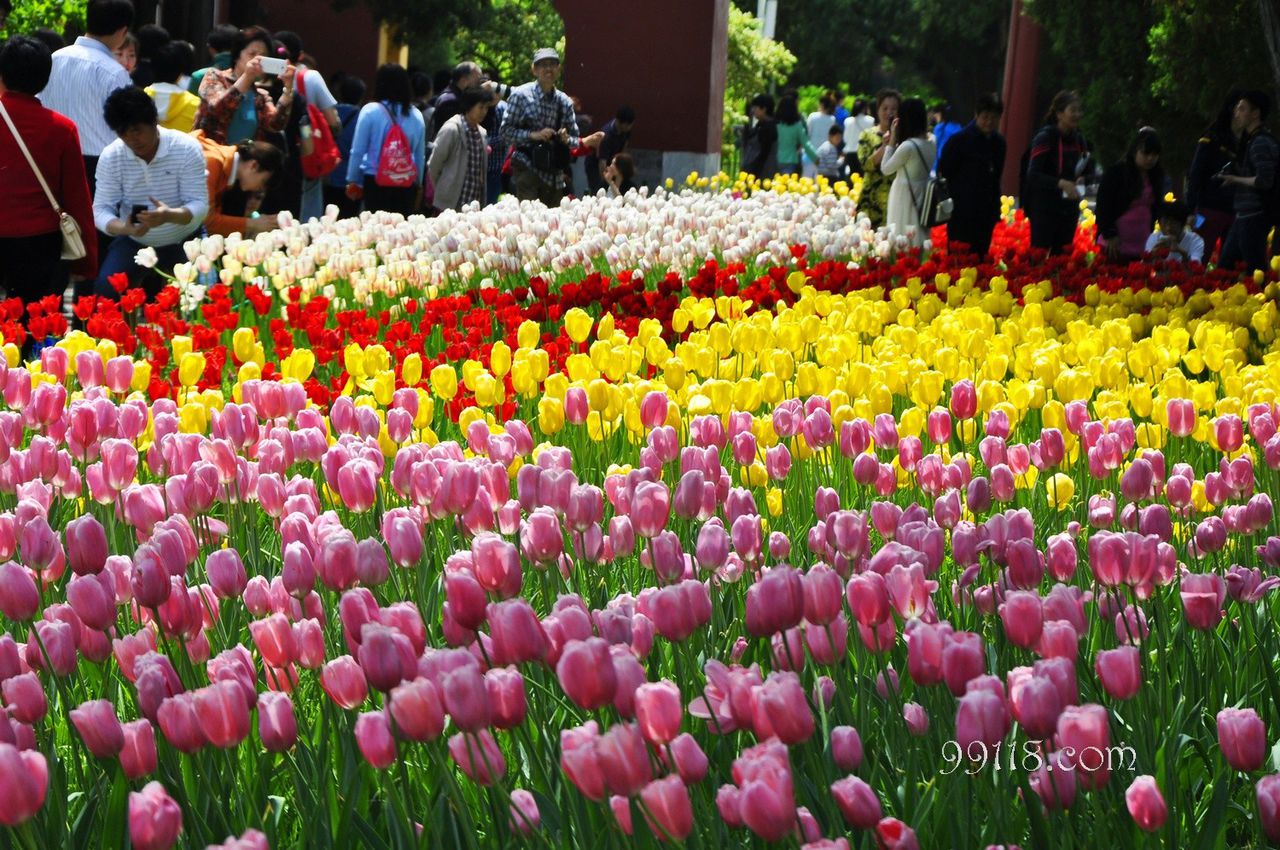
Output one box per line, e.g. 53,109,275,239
92,86,208,300
39,0,134,308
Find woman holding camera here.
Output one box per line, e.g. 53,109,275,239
195,26,294,145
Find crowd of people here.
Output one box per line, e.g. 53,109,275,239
741,85,1279,271
0,0,640,321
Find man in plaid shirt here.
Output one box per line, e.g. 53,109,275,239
500,48,580,206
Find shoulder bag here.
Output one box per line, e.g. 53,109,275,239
907,139,953,228
0,99,87,260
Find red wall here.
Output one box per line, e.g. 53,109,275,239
253,0,382,87
552,0,727,154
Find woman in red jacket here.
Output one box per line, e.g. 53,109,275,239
0,37,97,308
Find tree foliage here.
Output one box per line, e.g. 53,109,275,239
0,0,85,38
731,0,1005,116
332,0,491,45
448,0,563,86
723,5,796,154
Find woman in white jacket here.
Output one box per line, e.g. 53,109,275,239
427,86,492,211
881,97,936,248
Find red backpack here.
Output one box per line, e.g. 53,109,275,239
375,104,419,188
296,71,341,179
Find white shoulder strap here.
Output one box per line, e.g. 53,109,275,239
0,99,63,215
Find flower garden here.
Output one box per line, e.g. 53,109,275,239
1,176,1280,849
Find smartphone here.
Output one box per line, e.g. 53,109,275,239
1194,214,1205,230
259,57,286,75
129,204,148,224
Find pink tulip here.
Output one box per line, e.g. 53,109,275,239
129,781,183,850
1125,775,1167,831
1029,750,1077,809
508,788,541,835
249,613,296,669
66,514,108,576
485,666,527,729
955,689,1010,753
441,663,491,731
387,677,446,742
875,817,920,850
630,481,671,538
831,774,880,829
69,699,124,758
119,719,157,780
744,566,804,637
831,725,863,771
1215,414,1244,452
561,722,607,800
950,380,977,419
903,702,929,736
3,672,45,727
635,680,682,745
486,599,548,666
597,722,652,797
1057,704,1111,790
257,691,297,752
999,591,1043,649
1181,572,1226,630
0,743,46,826
1258,775,1280,842
640,775,693,842
1094,646,1141,700
321,656,369,709
0,562,39,621
1218,707,1267,772
193,681,251,749
1007,670,1061,740
668,733,708,784
355,711,397,769
448,729,506,785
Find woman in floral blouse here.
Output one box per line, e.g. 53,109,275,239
195,26,294,145
855,88,901,230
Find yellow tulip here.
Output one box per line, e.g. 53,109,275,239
402,352,423,387
430,364,458,400
178,352,205,387
538,396,565,435
518,320,541,350
491,341,512,378
564,307,593,344
233,328,256,363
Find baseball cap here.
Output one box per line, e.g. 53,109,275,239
532,48,560,64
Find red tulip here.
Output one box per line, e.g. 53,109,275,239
875,817,920,850
129,781,182,850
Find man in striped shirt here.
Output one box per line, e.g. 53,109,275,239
38,0,133,183
92,86,208,300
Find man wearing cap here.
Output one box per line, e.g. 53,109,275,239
500,47,580,206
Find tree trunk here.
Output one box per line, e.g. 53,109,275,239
1259,0,1280,91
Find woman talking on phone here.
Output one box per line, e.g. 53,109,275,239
194,26,294,145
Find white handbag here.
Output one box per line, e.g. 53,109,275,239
0,99,87,261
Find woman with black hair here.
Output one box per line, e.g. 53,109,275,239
1023,90,1091,255
195,26,295,145
345,63,427,216
775,94,818,177
1186,91,1240,260
855,88,901,229
1095,127,1165,262
741,94,778,180
881,97,935,248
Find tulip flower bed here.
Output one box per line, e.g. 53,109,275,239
1,187,1280,850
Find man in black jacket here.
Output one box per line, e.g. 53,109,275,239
1219,90,1278,272
937,92,1007,257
